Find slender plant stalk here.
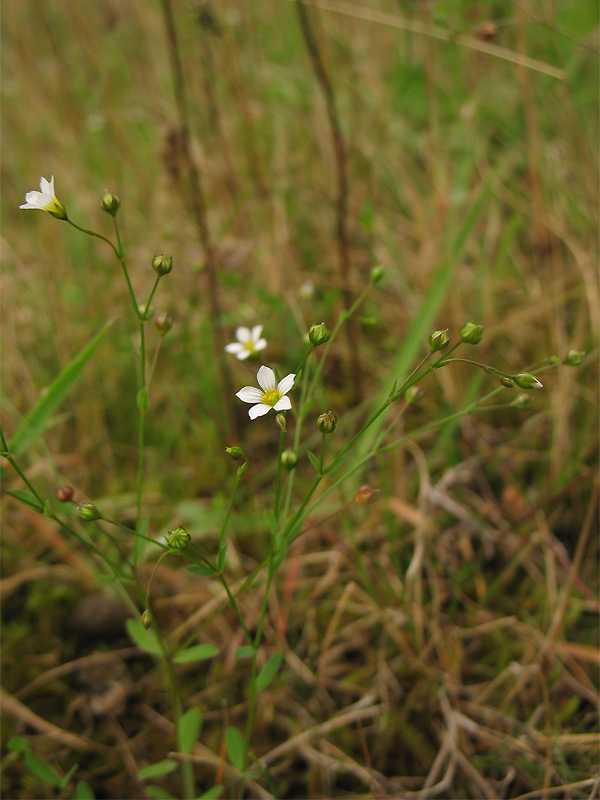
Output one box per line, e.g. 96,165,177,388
159,0,234,419
296,0,361,400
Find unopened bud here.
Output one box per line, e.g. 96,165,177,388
370,266,384,285
354,485,379,505
165,525,191,551
57,485,74,503
276,413,287,433
405,386,424,406
281,449,298,471
155,312,173,335
152,254,173,277
429,329,450,353
308,322,331,347
138,302,155,320
459,321,484,345
77,503,102,522
513,372,543,390
564,349,585,366
141,609,152,630
499,376,514,388
100,192,120,217
317,411,337,434
511,393,533,409
548,355,561,366
225,446,244,461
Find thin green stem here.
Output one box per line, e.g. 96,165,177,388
147,339,163,391
274,426,285,520
217,466,245,561
66,219,140,318
136,320,147,532
144,276,162,315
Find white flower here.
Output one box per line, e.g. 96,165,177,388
236,365,295,420
20,176,68,219
225,325,267,360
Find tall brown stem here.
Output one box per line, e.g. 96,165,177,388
296,0,361,401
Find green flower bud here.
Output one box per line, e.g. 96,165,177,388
77,503,102,521
100,192,121,217
429,329,450,353
308,322,331,347
155,312,173,336
317,411,337,434
548,355,561,366
138,302,156,320
141,609,152,630
152,254,173,277
499,376,514,388
281,449,298,471
405,386,424,405
225,446,244,461
564,349,585,366
459,321,484,345
511,393,533,409
276,413,287,433
513,372,543,390
165,525,191,551
370,266,384,285
57,485,74,503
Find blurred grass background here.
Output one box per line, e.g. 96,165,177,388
1,1,598,798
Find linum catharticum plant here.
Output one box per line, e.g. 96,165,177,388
6,176,586,799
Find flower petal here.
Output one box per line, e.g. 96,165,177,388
225,342,244,353
273,396,292,412
236,387,264,404
277,373,296,396
251,325,263,341
236,349,251,360
249,403,271,420
236,327,251,343
254,338,267,351
257,365,276,391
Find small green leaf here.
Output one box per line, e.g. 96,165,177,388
195,787,224,800
126,618,162,656
225,726,246,771
234,646,256,660
138,760,178,779
147,787,178,799
43,499,52,516
133,516,149,566
255,652,283,693
179,707,202,754
4,489,44,513
307,450,321,473
187,564,215,577
59,762,79,789
74,780,96,800
10,321,113,456
217,543,227,572
8,735,30,753
24,752,63,787
173,644,219,664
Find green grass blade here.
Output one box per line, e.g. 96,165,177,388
9,321,113,456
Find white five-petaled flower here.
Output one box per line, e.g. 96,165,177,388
236,366,295,420
20,175,68,220
225,325,267,360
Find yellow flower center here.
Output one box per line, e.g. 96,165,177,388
244,341,256,351
262,388,281,407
